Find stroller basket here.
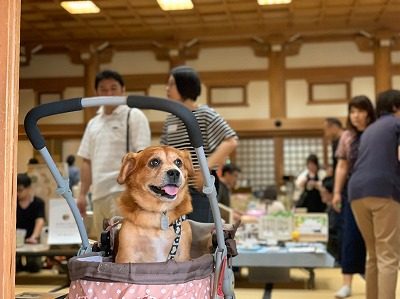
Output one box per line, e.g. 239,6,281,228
24,95,236,299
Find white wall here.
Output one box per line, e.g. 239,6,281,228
187,47,268,71
102,51,170,74
286,41,373,68
20,54,83,78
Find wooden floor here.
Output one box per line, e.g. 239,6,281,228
235,267,400,299
15,267,400,298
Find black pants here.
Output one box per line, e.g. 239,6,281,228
16,255,42,273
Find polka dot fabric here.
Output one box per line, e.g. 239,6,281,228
68,276,213,298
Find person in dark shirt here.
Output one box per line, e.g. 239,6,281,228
66,154,80,189
349,89,400,299
16,173,45,272
324,117,344,172
323,118,344,265
332,95,375,298
218,164,241,207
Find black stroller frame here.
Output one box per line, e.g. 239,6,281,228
24,95,236,299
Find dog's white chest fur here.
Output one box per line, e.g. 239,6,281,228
116,223,184,263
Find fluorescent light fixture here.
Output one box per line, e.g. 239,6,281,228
61,1,100,14
257,0,291,5
157,0,194,11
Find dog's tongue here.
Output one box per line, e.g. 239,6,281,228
163,185,179,196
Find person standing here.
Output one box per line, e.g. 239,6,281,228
161,65,238,223
349,89,400,299
66,154,80,190
332,95,375,298
323,117,344,264
324,117,344,171
218,163,241,207
16,173,45,272
77,70,151,238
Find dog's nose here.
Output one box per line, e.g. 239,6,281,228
167,169,180,182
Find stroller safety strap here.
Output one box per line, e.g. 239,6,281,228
167,215,186,260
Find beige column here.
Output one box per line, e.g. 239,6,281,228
268,45,286,119
83,53,99,123
374,39,392,94
0,0,20,297
268,45,286,186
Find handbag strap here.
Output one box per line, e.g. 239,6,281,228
126,108,132,153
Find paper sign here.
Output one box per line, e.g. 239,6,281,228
48,198,81,245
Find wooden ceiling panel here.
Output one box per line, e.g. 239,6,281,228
107,9,134,17
35,2,60,10
20,0,400,53
292,8,321,17
202,14,230,22
292,0,321,9
173,16,202,24
324,7,351,16
325,0,354,5
357,0,387,4
96,0,130,9
234,12,260,21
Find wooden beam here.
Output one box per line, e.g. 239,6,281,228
18,118,331,140
20,64,384,95
374,42,392,93
0,0,20,297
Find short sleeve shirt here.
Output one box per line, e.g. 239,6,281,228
17,196,45,238
349,115,400,201
77,105,151,200
335,130,354,161
160,105,237,170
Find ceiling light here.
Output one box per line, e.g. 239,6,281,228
60,1,100,14
157,0,194,11
257,0,291,5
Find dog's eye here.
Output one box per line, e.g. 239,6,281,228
174,159,183,168
149,158,161,168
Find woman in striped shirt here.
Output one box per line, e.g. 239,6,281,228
161,65,238,223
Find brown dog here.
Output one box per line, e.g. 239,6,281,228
115,146,194,263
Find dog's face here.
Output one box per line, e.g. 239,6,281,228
117,146,194,212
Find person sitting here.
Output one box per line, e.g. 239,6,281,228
295,154,327,212
16,173,45,273
263,185,286,214
218,163,241,207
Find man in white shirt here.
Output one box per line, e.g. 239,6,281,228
77,70,151,239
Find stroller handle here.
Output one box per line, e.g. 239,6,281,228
24,96,204,151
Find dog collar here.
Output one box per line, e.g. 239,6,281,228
167,215,186,260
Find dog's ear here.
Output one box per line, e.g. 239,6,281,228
117,152,138,184
181,150,194,177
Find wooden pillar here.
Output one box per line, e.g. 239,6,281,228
268,45,286,185
374,39,392,94
274,137,284,186
83,53,99,123
0,0,20,297
268,46,286,118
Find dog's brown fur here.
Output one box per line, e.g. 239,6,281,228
115,146,194,263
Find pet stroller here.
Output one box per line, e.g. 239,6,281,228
24,95,237,299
